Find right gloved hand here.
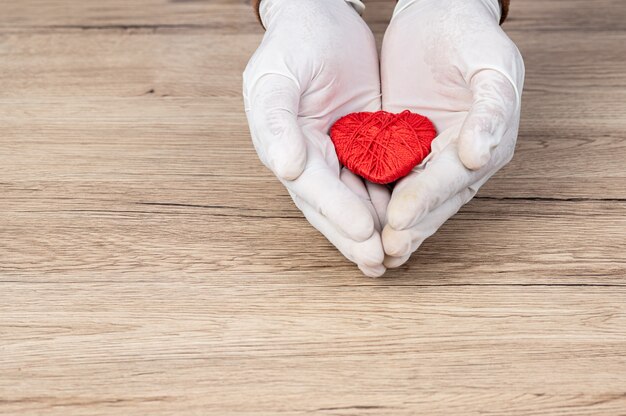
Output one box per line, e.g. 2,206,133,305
243,0,391,277
379,0,524,268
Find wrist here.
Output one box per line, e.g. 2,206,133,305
253,0,262,26
499,0,510,24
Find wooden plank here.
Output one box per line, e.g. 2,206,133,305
0,0,259,32
2,30,626,96
366,0,626,33
1,96,624,196
2,187,625,282
10,0,616,34
2,285,626,415
0,33,254,98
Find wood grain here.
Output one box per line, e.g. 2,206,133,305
1,0,626,415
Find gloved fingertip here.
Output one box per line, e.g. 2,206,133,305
383,254,411,269
359,263,387,278
382,225,412,257
268,142,307,181
349,232,385,270
271,158,305,181
387,197,425,231
334,203,375,242
459,147,491,170
352,215,376,242
459,134,493,170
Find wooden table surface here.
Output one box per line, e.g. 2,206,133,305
2,1,625,415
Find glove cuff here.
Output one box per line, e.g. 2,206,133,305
346,0,366,15
394,0,508,24
253,0,365,29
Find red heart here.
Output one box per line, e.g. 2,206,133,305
330,110,437,184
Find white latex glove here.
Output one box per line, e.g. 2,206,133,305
243,0,390,277
380,0,525,267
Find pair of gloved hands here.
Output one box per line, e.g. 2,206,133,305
243,0,525,276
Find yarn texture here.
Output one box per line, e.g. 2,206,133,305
330,110,437,184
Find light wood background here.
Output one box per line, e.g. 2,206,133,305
1,1,626,415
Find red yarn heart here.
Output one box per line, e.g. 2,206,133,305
330,110,437,184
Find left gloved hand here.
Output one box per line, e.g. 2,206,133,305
380,0,525,267
243,0,389,277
